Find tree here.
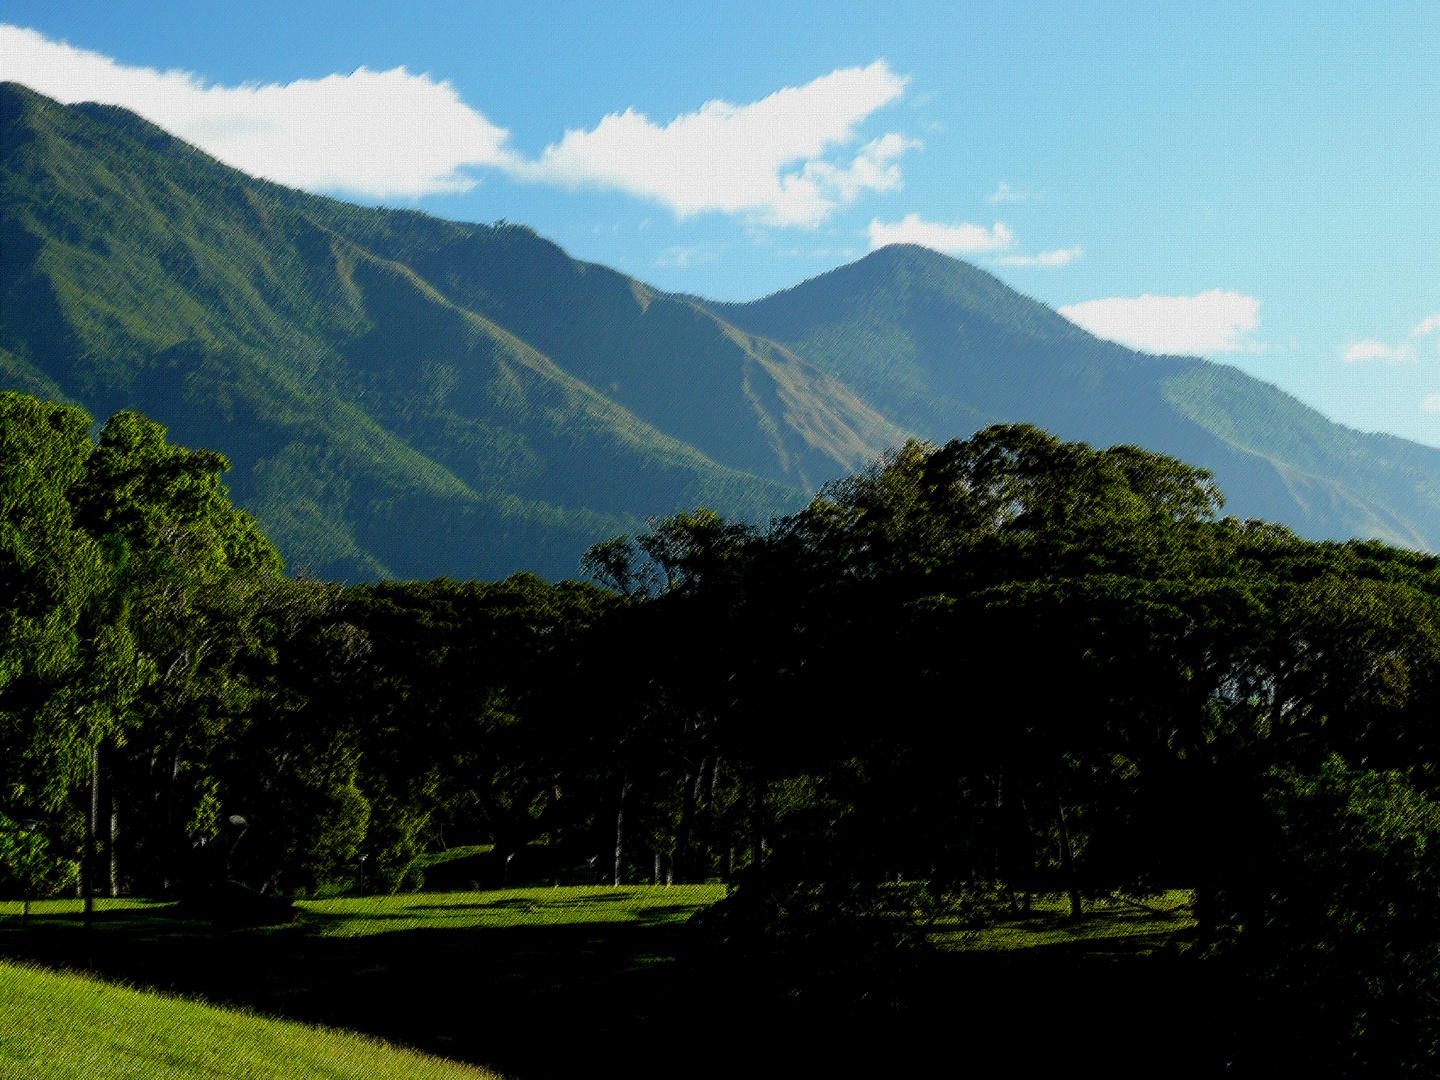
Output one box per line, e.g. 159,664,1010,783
0,394,148,919
1,393,297,905
0,812,77,921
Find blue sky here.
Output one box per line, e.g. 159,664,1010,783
4,2,1437,445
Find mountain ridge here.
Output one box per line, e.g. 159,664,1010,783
4,80,1437,582
711,244,1440,550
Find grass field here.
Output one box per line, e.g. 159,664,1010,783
935,889,1197,953
0,887,732,1080
302,885,724,936
0,886,1223,1079
0,961,501,1080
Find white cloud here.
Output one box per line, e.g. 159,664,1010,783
1058,290,1261,354
1,25,914,224
986,181,1040,204
867,214,1014,255
996,247,1082,268
1345,341,1394,362
1422,394,1440,415
518,62,912,226
1343,340,1417,363
0,24,516,198
1412,314,1440,336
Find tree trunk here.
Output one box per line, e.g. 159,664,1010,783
707,755,720,837
108,795,119,897
613,774,627,887
1055,797,1082,921
751,775,767,874
161,751,179,894
83,741,99,929
672,763,700,885
994,771,1004,881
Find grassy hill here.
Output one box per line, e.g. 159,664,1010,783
5,80,1439,581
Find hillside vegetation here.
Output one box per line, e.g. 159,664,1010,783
713,244,1440,549
4,81,1440,582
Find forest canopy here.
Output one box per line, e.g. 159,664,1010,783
4,391,1440,1071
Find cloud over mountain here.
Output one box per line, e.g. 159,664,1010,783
1059,290,1261,355
0,26,913,223
0,25,516,197
519,63,913,226
867,214,1013,254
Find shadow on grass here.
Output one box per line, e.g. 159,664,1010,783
0,900,735,1080
0,898,1231,1080
405,900,548,912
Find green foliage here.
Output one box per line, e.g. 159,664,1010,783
0,390,378,902
0,392,143,812
1205,757,1440,1073
573,425,1440,1072
8,333,1440,1076
0,814,77,909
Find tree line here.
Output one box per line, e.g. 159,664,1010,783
4,389,1440,1070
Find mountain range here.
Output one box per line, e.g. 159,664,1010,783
4,80,1438,583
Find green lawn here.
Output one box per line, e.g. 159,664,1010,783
0,961,501,1080
0,887,731,1080
301,885,724,937
0,885,1218,1079
933,889,1197,953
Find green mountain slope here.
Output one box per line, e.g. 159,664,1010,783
0,83,817,581
710,245,1440,550
4,82,1437,580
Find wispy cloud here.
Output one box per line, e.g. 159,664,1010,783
777,247,860,260
655,246,719,268
986,181,1040,204
1421,394,1440,415
996,247,1082,268
0,24,516,198
1339,315,1440,363
1344,340,1417,363
1,25,915,225
1058,290,1261,354
867,214,1013,254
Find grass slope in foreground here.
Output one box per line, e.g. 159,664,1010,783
0,961,500,1080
